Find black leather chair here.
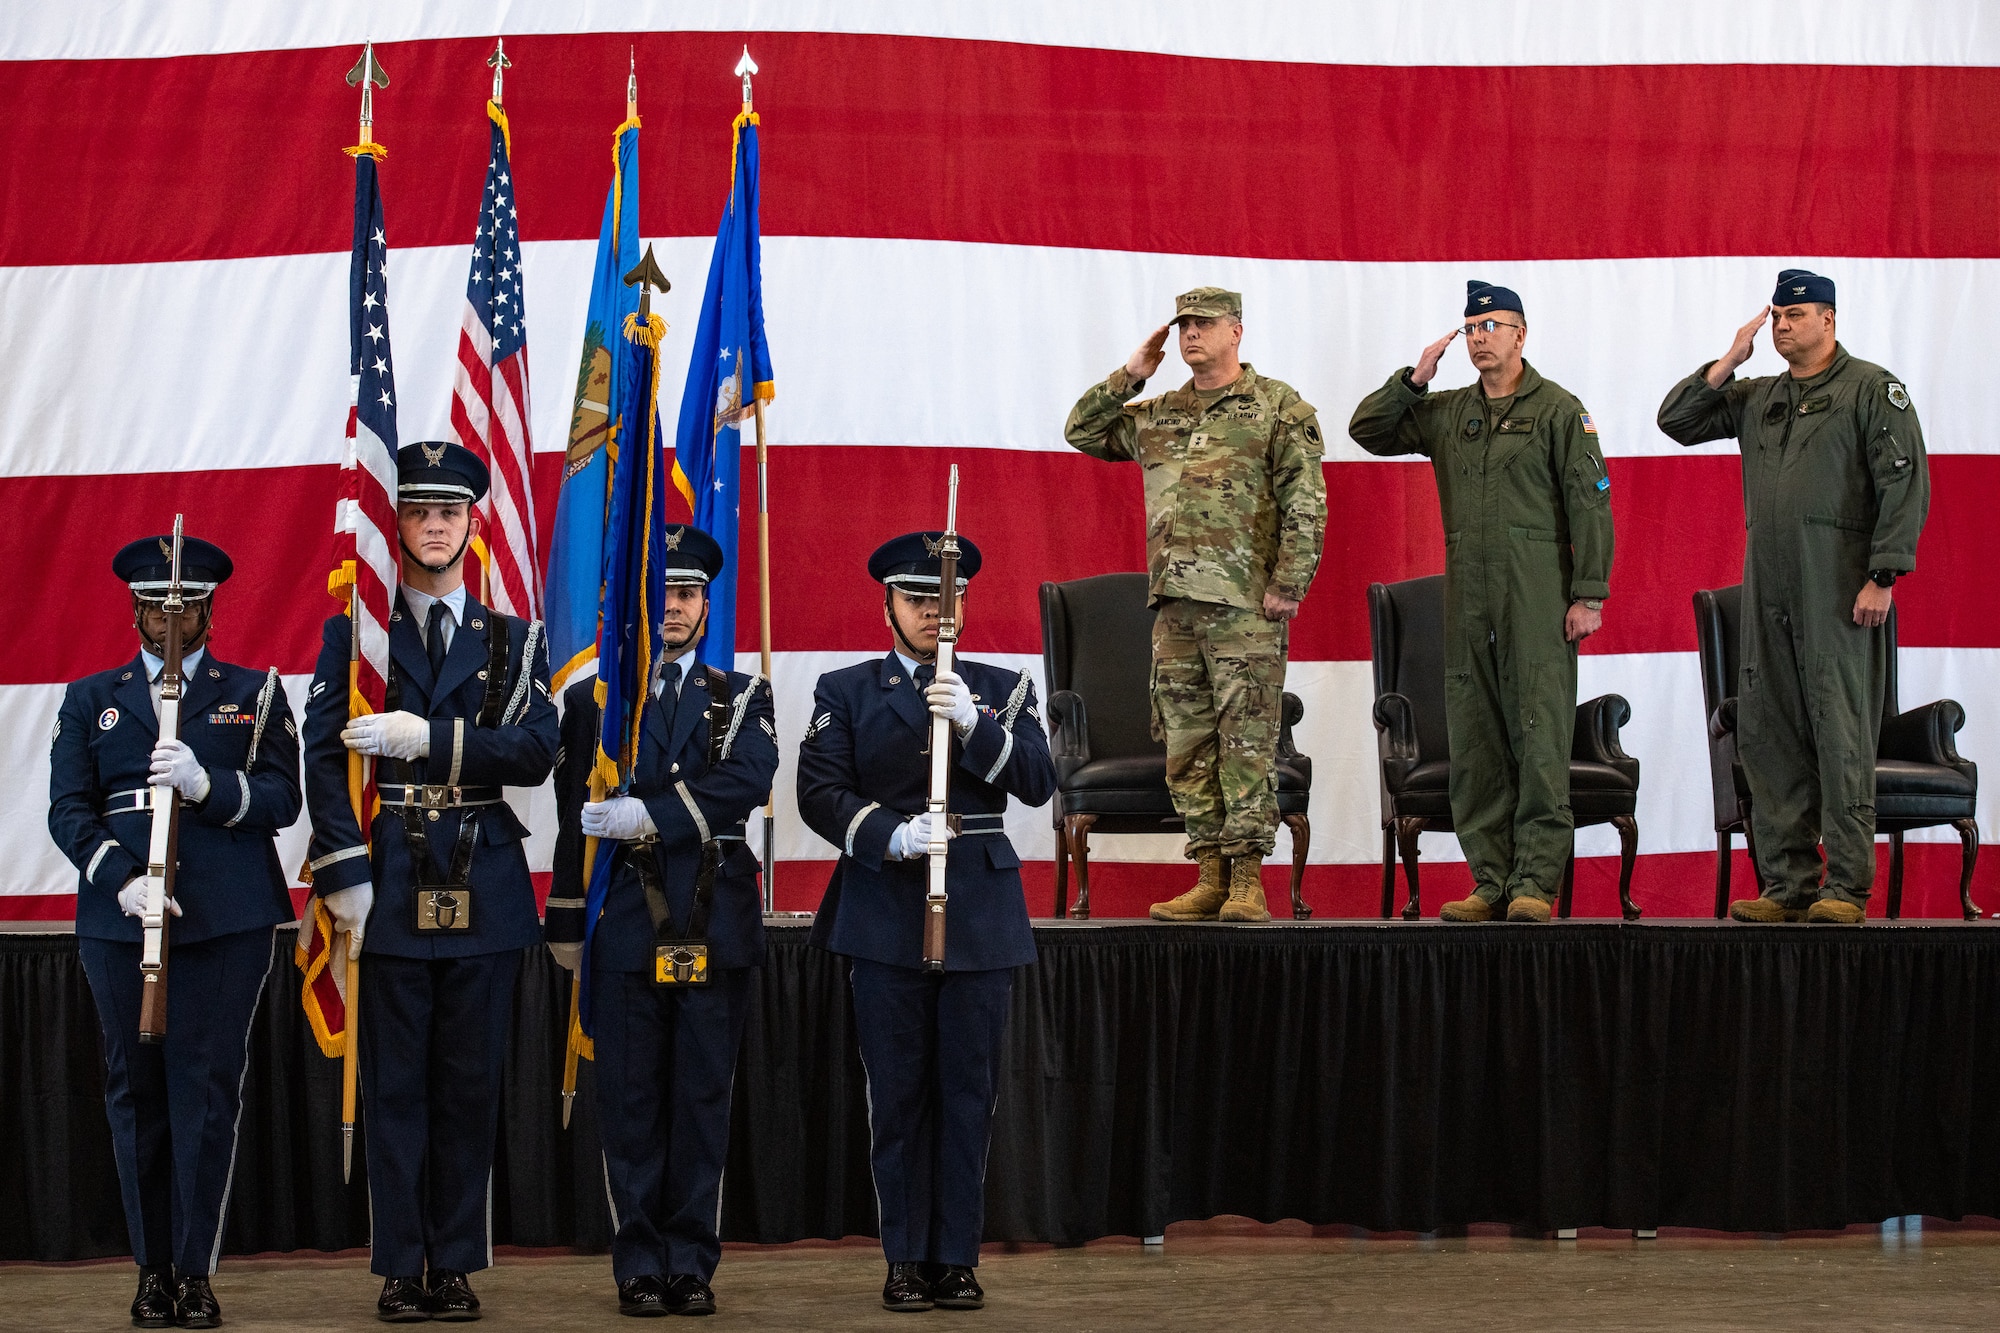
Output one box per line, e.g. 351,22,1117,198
1367,575,1641,920
1694,584,1980,920
1040,573,1312,920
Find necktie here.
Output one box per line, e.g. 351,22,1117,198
915,663,936,693
425,601,448,680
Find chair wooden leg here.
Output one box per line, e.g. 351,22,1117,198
1284,812,1311,919
1887,830,1905,921
1558,847,1575,920
1066,813,1097,920
1395,817,1425,921
1056,808,1072,912
1715,831,1732,919
1381,827,1396,921
1614,815,1641,920
1954,818,1981,921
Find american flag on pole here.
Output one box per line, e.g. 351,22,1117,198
453,100,540,617
297,141,399,1057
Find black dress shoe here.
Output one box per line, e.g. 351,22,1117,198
930,1265,984,1310
664,1275,715,1316
132,1266,176,1328
172,1275,221,1329
882,1262,933,1312
377,1276,433,1322
426,1270,481,1322
617,1275,669,1317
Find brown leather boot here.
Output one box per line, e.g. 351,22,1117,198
1505,895,1552,923
1218,856,1271,922
1730,895,1804,923
1807,898,1866,924
1150,852,1227,921
1440,894,1496,922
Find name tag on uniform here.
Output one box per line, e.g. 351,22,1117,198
1798,395,1832,415
654,940,711,986
1496,417,1536,434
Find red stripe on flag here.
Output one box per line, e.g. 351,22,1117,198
7,35,2000,267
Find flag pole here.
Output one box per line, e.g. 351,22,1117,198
737,46,777,912
339,41,389,1184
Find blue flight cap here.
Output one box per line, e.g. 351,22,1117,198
1465,280,1525,318
1773,269,1836,308
396,440,490,505
660,524,726,586
868,531,984,593
113,533,233,601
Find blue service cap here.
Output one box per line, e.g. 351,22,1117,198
1465,280,1525,318
113,533,233,600
397,441,490,504
1773,269,1835,308
660,524,726,586
868,531,983,592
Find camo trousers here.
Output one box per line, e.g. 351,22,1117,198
1150,597,1287,859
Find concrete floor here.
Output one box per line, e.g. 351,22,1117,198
10,1222,1999,1332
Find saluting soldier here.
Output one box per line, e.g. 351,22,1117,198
1064,288,1327,922
49,534,301,1329
1658,271,1930,924
1349,281,1615,922
797,533,1057,1313
546,525,778,1318
301,442,557,1321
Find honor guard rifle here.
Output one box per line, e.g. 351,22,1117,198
922,467,963,974
138,516,188,1042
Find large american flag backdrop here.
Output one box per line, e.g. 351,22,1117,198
3,2,1996,922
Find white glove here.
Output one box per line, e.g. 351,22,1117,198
341,711,431,760
582,796,657,842
148,739,212,803
117,876,182,919
548,940,584,972
324,882,374,958
890,811,956,861
925,670,979,737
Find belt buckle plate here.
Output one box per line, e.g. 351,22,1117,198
420,784,456,808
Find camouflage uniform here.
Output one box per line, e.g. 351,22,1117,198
1063,289,1327,859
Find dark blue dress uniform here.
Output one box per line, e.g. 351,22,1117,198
797,533,1056,1284
547,526,779,1305
300,443,557,1286
47,536,301,1297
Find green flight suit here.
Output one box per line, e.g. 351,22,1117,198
1349,362,1615,905
1064,362,1327,858
1656,344,1930,908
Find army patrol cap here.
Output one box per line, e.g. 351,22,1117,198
1773,269,1835,308
396,440,491,505
113,533,233,601
660,524,726,586
868,531,983,593
1464,280,1525,318
1172,287,1243,324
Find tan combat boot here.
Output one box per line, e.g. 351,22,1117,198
1149,852,1227,922
1439,895,1496,922
1806,898,1866,924
1730,895,1804,923
1505,895,1552,923
1218,857,1271,922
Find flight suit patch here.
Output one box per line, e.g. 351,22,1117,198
1886,382,1910,410
1579,413,1597,434
1496,417,1536,434
1798,395,1832,415
1463,418,1483,439
98,708,119,731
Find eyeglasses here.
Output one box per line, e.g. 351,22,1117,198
1462,319,1523,336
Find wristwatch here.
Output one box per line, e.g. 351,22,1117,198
1869,569,1898,588
1576,598,1604,611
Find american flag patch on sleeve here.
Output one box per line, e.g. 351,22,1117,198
1579,413,1597,434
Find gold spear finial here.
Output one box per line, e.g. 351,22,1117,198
487,37,512,104
734,46,759,114
627,46,638,121
345,42,390,158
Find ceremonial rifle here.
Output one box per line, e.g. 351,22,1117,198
922,467,962,974
138,517,188,1042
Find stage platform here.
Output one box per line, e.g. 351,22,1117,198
5,919,1998,1263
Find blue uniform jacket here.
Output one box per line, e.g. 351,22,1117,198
49,651,301,945
302,596,557,959
798,653,1056,972
549,670,779,973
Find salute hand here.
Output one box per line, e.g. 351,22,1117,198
1410,328,1459,388
1125,325,1170,382
1707,306,1769,387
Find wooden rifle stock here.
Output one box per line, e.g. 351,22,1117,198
138,517,188,1043
922,467,962,974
